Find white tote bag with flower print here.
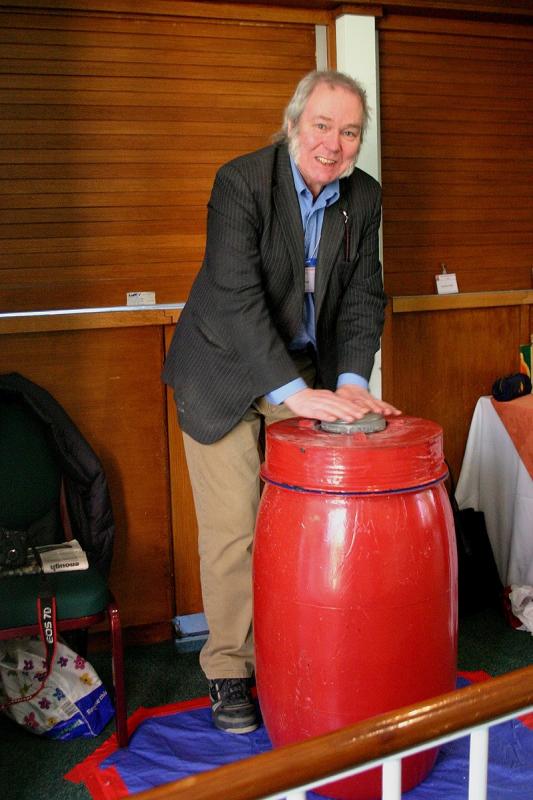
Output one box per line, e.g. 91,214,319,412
0,636,114,740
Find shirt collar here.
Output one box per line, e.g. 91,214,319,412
289,155,339,211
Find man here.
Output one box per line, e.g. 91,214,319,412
163,69,400,734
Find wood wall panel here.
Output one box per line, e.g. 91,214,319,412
0,5,317,312
0,1,322,631
164,326,202,616
6,0,531,635
0,324,174,631
379,13,533,481
383,302,527,481
379,16,533,297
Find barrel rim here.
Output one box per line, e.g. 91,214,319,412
260,469,449,496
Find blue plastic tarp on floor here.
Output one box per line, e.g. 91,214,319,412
67,675,533,799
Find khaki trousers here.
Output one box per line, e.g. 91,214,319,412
182,355,315,679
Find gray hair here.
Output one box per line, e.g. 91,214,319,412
273,69,370,144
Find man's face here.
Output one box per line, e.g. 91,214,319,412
288,82,364,198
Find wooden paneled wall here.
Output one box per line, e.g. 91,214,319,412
1,1,533,634
0,2,319,312
379,14,533,297
0,1,323,637
0,312,178,636
378,12,533,482
381,292,532,481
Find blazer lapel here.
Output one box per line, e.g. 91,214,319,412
315,196,348,319
273,149,305,296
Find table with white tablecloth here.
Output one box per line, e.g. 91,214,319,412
455,395,533,588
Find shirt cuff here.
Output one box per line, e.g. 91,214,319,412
337,373,368,390
265,378,308,405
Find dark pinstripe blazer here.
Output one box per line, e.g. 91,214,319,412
162,143,387,444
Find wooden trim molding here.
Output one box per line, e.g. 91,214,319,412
0,0,332,24
392,289,533,314
13,290,529,332
331,4,383,18
0,306,183,334
376,0,533,20
2,0,531,22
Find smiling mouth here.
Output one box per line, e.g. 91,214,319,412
316,156,336,166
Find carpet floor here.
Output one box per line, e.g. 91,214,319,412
1,606,532,800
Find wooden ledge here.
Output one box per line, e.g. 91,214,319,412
0,305,183,335
392,289,533,314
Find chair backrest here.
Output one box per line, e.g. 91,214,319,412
0,396,62,543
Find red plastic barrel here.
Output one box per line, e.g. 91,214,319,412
253,415,457,800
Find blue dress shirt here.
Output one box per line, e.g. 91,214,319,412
265,158,368,404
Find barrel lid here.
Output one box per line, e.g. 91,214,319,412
261,415,446,493
320,412,386,435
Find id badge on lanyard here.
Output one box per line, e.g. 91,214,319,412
305,257,316,294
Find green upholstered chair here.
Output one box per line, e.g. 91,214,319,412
0,385,128,747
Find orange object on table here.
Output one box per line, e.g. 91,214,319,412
491,394,533,478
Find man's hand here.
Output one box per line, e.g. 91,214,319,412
283,386,400,422
335,384,401,418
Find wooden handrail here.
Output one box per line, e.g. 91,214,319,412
133,665,533,800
